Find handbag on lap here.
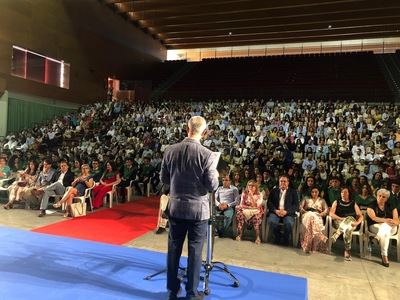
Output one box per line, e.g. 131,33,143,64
17,181,28,187
242,208,259,220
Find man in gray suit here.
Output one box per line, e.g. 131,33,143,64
161,116,219,300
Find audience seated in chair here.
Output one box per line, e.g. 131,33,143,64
4,160,39,209
53,163,94,217
92,161,120,209
132,156,154,196
366,188,399,267
299,187,329,253
235,180,264,245
215,175,239,237
22,159,56,210
38,160,74,217
117,157,137,202
388,178,400,214
70,160,82,177
354,183,376,210
2,97,400,268
90,159,104,182
0,156,12,187
267,175,299,245
329,187,364,261
326,176,341,207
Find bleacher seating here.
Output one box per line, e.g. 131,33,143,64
154,52,392,101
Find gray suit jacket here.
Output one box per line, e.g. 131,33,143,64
160,137,219,221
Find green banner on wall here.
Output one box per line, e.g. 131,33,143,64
6,92,78,134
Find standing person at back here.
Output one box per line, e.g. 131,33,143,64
160,116,219,300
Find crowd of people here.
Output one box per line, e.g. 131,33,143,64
1,98,400,267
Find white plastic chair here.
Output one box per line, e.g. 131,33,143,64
0,176,16,199
126,180,136,202
327,215,365,257
74,185,95,211
364,223,400,262
104,184,118,208
138,182,152,197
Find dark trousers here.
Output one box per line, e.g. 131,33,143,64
267,213,295,244
167,217,208,298
132,178,149,195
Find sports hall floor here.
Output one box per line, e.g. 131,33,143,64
0,199,398,300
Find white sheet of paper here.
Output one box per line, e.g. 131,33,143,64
209,151,221,170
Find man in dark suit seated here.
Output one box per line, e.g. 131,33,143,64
267,174,299,245
161,116,219,300
389,178,400,213
38,160,74,217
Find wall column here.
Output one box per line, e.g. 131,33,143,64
0,90,8,137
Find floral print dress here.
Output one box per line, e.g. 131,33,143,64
299,197,329,253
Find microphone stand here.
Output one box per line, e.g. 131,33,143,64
143,192,240,296
201,192,239,295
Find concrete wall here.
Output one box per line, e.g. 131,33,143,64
0,0,166,104
0,90,8,137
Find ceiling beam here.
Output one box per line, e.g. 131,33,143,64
168,31,400,49
115,0,362,15
103,0,135,5
117,0,251,12
163,22,400,41
121,1,381,21
160,16,400,38
142,5,400,27
165,25,400,44
100,0,400,50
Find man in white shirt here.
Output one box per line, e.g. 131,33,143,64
267,175,299,245
214,175,240,237
353,149,365,163
351,140,365,158
38,160,74,217
3,137,18,150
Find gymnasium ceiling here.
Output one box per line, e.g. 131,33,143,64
100,0,400,49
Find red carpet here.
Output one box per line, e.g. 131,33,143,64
32,196,159,245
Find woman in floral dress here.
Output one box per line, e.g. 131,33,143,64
235,180,264,245
299,187,329,253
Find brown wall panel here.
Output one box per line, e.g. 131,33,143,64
0,0,166,104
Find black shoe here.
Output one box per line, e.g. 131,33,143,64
155,227,166,234
381,256,389,267
3,203,13,210
38,210,46,217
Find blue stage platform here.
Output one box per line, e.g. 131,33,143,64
0,226,307,299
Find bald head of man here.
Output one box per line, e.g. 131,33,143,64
188,116,207,140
